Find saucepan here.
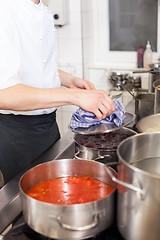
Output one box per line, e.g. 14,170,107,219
106,132,160,240
20,159,117,240
135,93,155,121
74,127,137,163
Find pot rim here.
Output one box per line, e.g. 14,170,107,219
117,132,160,179
19,159,117,208
135,92,155,101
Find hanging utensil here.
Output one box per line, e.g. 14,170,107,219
120,83,135,98
133,68,160,74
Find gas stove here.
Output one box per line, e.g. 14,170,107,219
3,213,124,240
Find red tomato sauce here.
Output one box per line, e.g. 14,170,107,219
27,176,114,205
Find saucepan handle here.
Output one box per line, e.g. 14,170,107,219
57,213,98,231
74,149,82,159
105,162,145,199
74,149,112,161
94,153,112,161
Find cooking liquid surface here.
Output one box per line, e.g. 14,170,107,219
27,176,114,205
131,157,160,175
76,129,135,150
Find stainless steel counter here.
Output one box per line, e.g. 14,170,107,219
0,131,75,233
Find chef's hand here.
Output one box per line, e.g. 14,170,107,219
73,89,115,120
58,69,115,119
58,70,95,90
68,77,95,90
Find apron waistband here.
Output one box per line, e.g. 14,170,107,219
0,111,57,125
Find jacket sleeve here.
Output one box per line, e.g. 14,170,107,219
0,8,22,90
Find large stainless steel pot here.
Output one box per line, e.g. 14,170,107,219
153,79,160,114
149,63,160,92
20,159,117,240
0,170,4,188
106,133,160,240
74,127,137,164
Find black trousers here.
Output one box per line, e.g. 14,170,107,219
0,111,60,183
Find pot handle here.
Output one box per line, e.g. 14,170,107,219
105,162,145,199
74,149,112,161
57,214,98,231
74,149,84,160
94,153,112,161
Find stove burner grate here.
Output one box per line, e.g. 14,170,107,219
10,223,99,240
11,223,52,240
4,214,124,240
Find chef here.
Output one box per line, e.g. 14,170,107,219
0,0,114,183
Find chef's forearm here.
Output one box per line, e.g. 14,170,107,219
0,84,76,111
58,69,75,88
0,84,115,119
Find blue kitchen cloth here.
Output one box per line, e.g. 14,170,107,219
70,98,125,129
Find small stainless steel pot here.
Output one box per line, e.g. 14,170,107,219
74,127,137,164
20,159,117,240
135,93,154,121
106,133,160,240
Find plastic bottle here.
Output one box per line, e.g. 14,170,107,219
143,41,153,69
137,46,144,68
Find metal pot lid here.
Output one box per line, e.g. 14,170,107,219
136,113,160,133
69,112,135,135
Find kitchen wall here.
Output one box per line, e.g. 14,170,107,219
43,0,150,136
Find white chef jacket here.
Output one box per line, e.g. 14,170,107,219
0,0,61,115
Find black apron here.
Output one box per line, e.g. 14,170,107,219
0,111,60,183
